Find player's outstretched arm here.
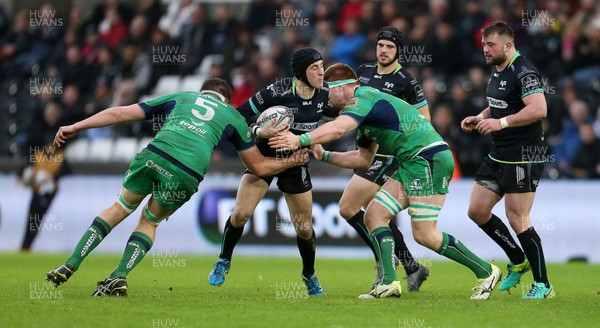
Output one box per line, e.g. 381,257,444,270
269,115,358,151
238,146,308,177
54,104,145,147
312,143,377,169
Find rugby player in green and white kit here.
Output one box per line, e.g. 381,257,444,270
46,79,307,296
270,64,502,300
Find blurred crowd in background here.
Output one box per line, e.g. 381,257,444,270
1,0,599,178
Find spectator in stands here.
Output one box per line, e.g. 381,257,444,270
137,0,163,31
98,6,128,49
245,0,278,35
571,123,600,178
54,45,94,95
553,100,594,175
457,0,488,65
179,5,207,74
206,4,238,55
427,20,462,80
89,0,134,29
330,18,366,69
158,0,197,41
310,20,336,63
19,101,68,251
222,25,260,77
61,84,84,124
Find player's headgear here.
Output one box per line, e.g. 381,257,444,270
376,26,405,60
291,47,323,85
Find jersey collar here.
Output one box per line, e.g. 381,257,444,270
502,51,520,71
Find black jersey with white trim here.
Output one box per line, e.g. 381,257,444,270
486,53,545,162
237,78,330,157
357,63,428,109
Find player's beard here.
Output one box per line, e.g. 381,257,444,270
378,55,397,68
487,52,507,66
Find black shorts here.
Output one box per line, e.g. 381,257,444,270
244,164,312,194
475,156,543,196
354,155,400,187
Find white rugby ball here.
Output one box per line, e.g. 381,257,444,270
256,106,294,129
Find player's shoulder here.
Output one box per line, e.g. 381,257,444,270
511,55,541,77
357,62,376,73
265,78,294,97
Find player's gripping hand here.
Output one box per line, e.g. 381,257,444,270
310,144,325,161
53,125,78,147
460,116,482,133
256,119,290,139
268,131,300,151
287,148,309,165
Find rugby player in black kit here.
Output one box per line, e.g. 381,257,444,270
461,21,554,299
208,48,329,296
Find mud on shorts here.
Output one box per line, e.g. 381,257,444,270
122,148,200,210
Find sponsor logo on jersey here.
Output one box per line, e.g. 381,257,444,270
374,75,382,79
409,179,423,190
255,91,265,105
499,80,507,90
384,82,394,89
359,76,370,84
179,120,208,137
486,97,508,109
145,160,174,180
292,121,318,131
302,101,312,105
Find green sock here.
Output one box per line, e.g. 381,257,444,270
109,231,153,279
65,217,112,271
371,226,397,284
438,232,492,279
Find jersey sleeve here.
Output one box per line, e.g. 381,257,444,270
403,78,428,109
340,96,370,125
356,129,372,148
237,84,282,119
225,114,255,151
516,66,544,98
138,94,177,119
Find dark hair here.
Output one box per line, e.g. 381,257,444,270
481,21,514,40
324,63,358,84
200,78,232,102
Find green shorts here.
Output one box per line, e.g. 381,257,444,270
122,149,199,210
393,146,454,196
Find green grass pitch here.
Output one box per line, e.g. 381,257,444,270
1,253,598,328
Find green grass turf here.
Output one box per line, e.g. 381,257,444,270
0,253,597,328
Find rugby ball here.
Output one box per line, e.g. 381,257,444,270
256,106,294,129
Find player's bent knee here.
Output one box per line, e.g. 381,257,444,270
339,202,359,220
231,209,251,226
143,204,168,226
373,190,403,216
117,193,140,214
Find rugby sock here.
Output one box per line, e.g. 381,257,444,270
66,217,112,271
297,229,316,278
347,210,379,262
437,232,492,279
109,231,153,278
219,217,244,261
389,220,420,275
478,213,526,265
517,227,549,286
371,226,397,284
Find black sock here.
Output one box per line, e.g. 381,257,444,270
347,210,379,262
219,216,244,261
478,214,526,264
297,229,316,278
517,227,549,286
388,220,420,275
